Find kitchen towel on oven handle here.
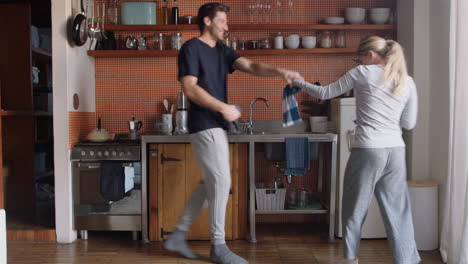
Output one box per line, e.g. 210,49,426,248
100,161,125,201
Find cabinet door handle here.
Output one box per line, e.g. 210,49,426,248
161,154,182,164
150,150,157,157
347,129,355,151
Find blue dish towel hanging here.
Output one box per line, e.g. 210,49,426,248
282,85,302,127
284,137,309,176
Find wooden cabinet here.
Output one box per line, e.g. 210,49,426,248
148,143,248,241
0,1,55,241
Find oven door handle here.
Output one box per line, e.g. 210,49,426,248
77,163,134,169
78,163,101,169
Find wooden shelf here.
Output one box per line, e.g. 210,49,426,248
32,48,52,58
33,111,53,117
104,24,396,31
0,110,52,117
88,48,357,58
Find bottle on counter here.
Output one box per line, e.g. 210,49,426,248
162,0,169,25
171,0,179,24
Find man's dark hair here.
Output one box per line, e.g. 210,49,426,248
197,2,230,33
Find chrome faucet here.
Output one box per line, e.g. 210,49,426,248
248,97,269,134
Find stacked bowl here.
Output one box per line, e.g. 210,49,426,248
369,8,390,24
345,8,365,24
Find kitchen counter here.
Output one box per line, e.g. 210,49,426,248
142,132,337,143
141,132,337,243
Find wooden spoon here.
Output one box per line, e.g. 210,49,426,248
163,99,169,113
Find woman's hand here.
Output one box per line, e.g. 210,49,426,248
281,70,304,85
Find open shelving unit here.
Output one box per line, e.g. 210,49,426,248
103,24,396,31
87,24,395,58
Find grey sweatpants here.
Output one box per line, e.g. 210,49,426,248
343,147,421,264
175,128,231,245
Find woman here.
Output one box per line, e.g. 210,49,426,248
294,36,420,264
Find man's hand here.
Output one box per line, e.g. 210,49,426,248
220,104,241,122
281,70,304,85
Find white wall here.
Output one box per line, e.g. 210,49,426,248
429,0,451,232
400,0,431,181
398,0,451,239
52,0,96,243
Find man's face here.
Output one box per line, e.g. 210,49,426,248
206,11,229,41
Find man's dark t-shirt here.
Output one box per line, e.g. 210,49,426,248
178,38,240,134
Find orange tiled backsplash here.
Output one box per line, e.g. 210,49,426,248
70,0,395,142
70,0,394,222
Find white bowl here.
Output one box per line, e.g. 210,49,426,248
324,17,345,24
301,36,316,49
345,8,365,24
369,8,390,13
285,34,300,42
369,12,389,24
285,39,300,49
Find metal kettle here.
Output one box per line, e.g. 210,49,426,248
129,117,143,140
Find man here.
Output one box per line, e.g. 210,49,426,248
163,3,303,264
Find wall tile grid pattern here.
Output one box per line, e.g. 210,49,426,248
70,0,395,222
69,112,97,148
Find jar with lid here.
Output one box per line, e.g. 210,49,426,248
274,32,284,49
171,33,182,50
247,40,258,50
223,32,230,48
259,39,271,49
231,37,238,50
153,33,164,50
138,35,147,50
336,31,346,48
320,31,332,48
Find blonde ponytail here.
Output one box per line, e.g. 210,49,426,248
383,40,408,95
357,36,409,95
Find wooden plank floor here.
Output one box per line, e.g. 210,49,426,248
7,224,443,263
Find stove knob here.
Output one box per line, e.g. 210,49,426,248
89,151,95,156
81,151,86,157
127,151,132,156
112,151,117,157
119,151,124,157
104,151,109,156
97,151,102,157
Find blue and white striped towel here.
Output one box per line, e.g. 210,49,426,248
282,85,302,127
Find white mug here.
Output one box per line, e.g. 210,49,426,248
155,122,171,135
309,116,328,133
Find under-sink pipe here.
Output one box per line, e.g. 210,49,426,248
275,161,293,184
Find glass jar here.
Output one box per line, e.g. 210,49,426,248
274,32,284,49
153,33,164,50
320,31,332,48
223,32,230,48
238,38,245,50
247,40,258,50
171,33,182,50
336,31,346,48
259,39,270,49
231,37,238,50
